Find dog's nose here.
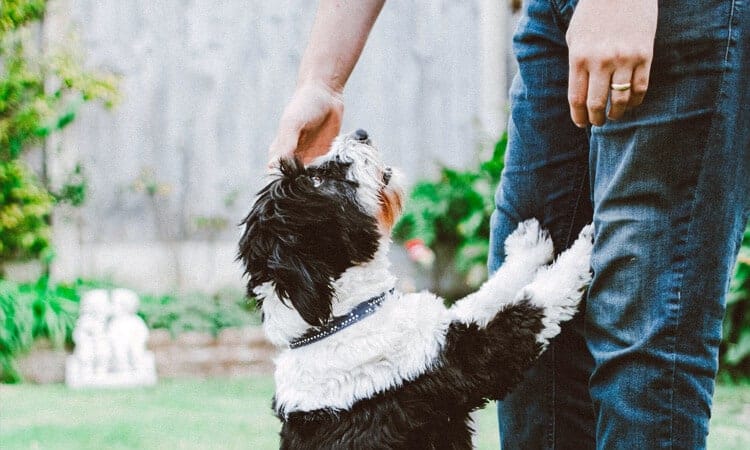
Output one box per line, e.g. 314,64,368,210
352,129,369,141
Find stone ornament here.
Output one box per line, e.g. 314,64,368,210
65,289,157,388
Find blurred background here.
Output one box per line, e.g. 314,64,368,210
1,1,748,449
33,0,515,292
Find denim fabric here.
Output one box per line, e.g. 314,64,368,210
490,1,750,449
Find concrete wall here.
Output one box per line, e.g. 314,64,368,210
42,0,514,292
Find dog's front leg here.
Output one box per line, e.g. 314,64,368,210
514,223,594,349
451,218,553,328
434,225,594,403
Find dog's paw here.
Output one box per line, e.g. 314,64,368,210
504,219,554,267
512,223,594,347
563,223,594,273
577,223,595,247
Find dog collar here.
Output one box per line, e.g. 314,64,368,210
289,288,395,349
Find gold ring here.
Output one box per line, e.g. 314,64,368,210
610,82,632,91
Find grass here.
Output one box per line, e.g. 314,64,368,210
0,378,278,450
0,377,747,449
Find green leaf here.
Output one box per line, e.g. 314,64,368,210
457,210,484,238
726,326,750,366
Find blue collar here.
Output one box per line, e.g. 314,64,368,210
289,288,395,349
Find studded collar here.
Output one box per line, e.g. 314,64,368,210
289,288,395,349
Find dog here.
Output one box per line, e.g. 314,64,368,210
238,129,594,449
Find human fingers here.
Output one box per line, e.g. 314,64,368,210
268,82,344,166
267,136,298,171
295,107,342,164
607,67,634,121
270,124,301,156
628,62,651,108
586,65,611,126
568,56,590,128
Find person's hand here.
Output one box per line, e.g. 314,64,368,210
566,0,658,127
268,81,344,165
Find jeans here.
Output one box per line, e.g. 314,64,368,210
489,0,750,448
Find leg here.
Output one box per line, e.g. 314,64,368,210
517,224,593,350
586,1,750,447
452,218,553,328
416,227,591,413
491,0,596,447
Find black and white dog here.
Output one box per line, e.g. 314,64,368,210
239,130,593,449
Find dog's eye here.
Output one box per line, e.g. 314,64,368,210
311,176,323,187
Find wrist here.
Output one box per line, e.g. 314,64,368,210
297,62,346,94
295,76,344,99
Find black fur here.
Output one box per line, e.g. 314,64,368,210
276,299,546,449
238,158,381,325
238,153,575,449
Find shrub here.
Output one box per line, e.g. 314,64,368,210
722,225,750,380
0,0,45,36
0,160,54,271
0,276,259,382
0,279,33,382
1,0,117,270
0,276,80,382
138,289,259,338
393,134,505,297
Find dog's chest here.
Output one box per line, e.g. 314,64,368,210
273,292,452,415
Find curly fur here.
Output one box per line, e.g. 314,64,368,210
237,131,594,449
239,157,381,325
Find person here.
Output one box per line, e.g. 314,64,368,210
267,0,749,448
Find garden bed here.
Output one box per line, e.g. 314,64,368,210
16,326,274,384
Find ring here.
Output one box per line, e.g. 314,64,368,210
610,82,631,91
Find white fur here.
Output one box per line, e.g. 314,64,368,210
450,219,553,327
273,290,452,415
263,220,592,416
267,241,453,416
311,133,392,215
258,133,594,416
256,282,310,348
517,224,594,348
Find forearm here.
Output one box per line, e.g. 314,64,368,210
297,0,385,93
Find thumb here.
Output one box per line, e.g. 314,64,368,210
267,129,301,168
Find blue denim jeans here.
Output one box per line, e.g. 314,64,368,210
489,0,750,448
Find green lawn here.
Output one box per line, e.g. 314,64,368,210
0,377,748,449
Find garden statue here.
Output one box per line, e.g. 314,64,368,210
108,289,153,373
65,289,157,388
68,290,111,378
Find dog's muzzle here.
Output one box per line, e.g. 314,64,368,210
350,128,388,184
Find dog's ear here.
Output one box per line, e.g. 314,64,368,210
266,246,336,326
238,156,381,326
238,158,336,325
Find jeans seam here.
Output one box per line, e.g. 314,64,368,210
724,0,738,64
544,158,586,450
563,156,588,248
548,0,563,20
548,346,556,450
547,0,569,34
669,3,737,446
669,122,712,450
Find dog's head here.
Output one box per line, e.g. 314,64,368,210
239,130,403,326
